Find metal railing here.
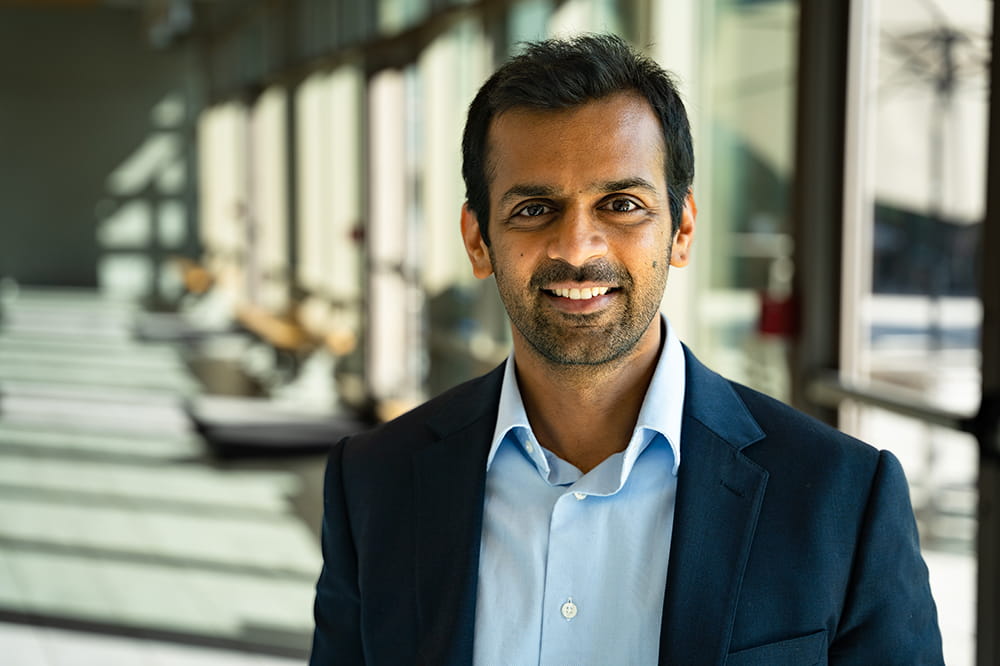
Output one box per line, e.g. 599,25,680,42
807,372,999,460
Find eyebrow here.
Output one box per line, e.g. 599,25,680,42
499,184,558,209
599,177,659,194
498,177,659,209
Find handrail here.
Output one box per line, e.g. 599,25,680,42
806,372,977,433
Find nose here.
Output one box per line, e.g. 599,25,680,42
546,206,609,267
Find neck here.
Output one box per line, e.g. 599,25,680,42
512,318,663,473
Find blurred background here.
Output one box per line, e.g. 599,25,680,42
0,0,996,664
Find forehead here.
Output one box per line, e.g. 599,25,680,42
485,92,667,198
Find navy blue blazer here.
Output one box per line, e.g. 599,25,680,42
310,348,943,665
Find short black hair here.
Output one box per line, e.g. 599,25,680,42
461,33,694,245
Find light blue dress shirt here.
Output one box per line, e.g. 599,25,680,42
473,314,685,665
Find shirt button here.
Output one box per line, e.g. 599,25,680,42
525,440,534,453
573,492,586,501
561,598,578,620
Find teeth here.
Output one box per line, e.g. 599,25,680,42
552,287,610,300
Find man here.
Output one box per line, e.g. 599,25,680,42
310,34,942,665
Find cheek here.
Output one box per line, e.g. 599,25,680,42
614,227,671,262
494,239,535,270
631,233,673,282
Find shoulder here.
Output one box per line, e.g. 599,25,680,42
724,380,900,504
322,363,503,512
682,346,880,471
338,362,505,463
714,382,940,660
732,381,870,450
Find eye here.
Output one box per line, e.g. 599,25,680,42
515,203,552,218
603,197,641,213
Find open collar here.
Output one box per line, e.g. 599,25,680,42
486,313,686,478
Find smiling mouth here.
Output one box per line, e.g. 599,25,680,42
545,287,615,301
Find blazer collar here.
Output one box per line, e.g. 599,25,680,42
412,364,504,665
679,344,766,451
659,347,769,664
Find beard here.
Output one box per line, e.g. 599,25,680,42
492,253,668,366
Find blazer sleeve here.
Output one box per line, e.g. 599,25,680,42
830,449,944,665
310,438,365,665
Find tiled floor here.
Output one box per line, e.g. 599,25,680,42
0,288,320,663
0,622,303,666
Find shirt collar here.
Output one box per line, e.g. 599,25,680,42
486,313,685,476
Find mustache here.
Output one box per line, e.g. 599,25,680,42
528,260,632,289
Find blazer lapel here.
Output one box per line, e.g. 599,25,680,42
659,349,769,665
412,366,503,666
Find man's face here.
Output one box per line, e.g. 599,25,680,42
461,92,695,366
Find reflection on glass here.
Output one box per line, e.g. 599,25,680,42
696,0,799,401
417,19,506,395
844,1,990,663
858,0,988,506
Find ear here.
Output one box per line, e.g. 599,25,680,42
461,202,494,279
669,190,697,268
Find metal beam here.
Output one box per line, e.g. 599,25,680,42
976,3,1000,663
790,0,851,424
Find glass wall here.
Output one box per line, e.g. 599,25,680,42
691,0,800,402
839,1,991,663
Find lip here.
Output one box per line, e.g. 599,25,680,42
541,287,618,314
543,282,617,292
